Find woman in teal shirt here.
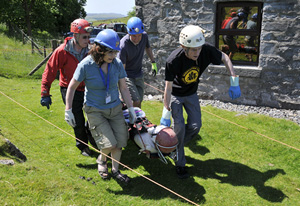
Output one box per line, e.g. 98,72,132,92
65,29,136,184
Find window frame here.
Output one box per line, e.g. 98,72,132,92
215,1,263,66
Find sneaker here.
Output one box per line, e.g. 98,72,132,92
176,166,189,179
81,147,91,157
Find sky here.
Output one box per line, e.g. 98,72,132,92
84,0,135,16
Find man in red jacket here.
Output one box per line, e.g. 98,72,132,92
40,19,96,156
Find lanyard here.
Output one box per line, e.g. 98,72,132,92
99,63,110,93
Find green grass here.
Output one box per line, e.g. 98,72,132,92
93,16,131,26
1,27,300,205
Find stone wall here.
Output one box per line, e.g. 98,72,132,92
136,0,300,109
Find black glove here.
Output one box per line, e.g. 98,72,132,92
40,96,52,109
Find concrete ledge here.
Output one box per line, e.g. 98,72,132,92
208,65,262,78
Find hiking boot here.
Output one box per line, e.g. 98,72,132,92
176,166,189,179
81,147,91,157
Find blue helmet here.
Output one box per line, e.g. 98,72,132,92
237,12,246,18
252,13,258,19
127,17,144,35
94,29,120,51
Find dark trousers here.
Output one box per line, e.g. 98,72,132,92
60,87,97,151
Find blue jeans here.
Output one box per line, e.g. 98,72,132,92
171,93,202,167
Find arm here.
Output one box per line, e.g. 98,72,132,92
119,78,136,123
64,78,81,127
146,47,158,76
221,52,236,76
160,81,173,126
145,47,155,63
41,48,63,97
163,81,173,110
118,78,133,108
221,52,241,100
65,78,81,110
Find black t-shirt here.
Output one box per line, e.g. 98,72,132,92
165,43,222,96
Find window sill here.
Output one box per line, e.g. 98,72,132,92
207,65,261,78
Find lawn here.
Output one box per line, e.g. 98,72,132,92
0,27,299,205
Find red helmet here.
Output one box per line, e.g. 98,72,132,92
70,19,93,34
155,127,178,154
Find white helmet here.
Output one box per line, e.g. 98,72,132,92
179,25,205,47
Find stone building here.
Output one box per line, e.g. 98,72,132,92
135,0,300,110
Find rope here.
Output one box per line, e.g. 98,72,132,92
143,81,300,152
203,109,300,152
0,91,200,206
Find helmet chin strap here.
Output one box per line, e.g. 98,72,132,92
73,34,84,52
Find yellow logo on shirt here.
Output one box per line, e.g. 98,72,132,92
182,66,200,84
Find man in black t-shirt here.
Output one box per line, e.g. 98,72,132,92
160,25,241,179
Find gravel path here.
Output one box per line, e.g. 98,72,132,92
145,95,300,126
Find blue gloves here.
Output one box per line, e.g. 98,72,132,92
228,76,241,100
160,107,171,127
40,96,52,109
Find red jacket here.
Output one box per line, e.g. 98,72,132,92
41,37,86,97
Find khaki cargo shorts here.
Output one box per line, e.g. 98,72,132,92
83,103,128,150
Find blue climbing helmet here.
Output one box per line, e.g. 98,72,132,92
127,17,144,35
237,12,246,18
94,29,120,51
252,13,258,19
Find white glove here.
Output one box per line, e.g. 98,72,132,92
128,107,137,124
65,109,76,127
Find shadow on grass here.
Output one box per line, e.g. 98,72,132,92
107,140,207,204
187,156,287,202
76,135,287,204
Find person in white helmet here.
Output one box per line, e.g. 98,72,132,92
160,25,241,179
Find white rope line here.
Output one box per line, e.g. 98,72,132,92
0,90,200,206
144,81,300,152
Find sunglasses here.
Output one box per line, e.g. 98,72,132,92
82,35,91,39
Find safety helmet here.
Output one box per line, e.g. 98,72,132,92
127,17,144,35
252,13,258,19
230,12,237,17
70,19,93,34
155,127,178,154
94,29,120,51
237,12,246,18
179,25,205,47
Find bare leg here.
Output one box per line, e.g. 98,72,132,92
111,147,122,172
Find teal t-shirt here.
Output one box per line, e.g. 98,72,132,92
74,55,127,110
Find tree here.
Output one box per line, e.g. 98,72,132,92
127,6,136,18
0,0,87,37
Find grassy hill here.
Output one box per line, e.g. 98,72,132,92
92,16,131,27
85,13,126,22
0,25,300,205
